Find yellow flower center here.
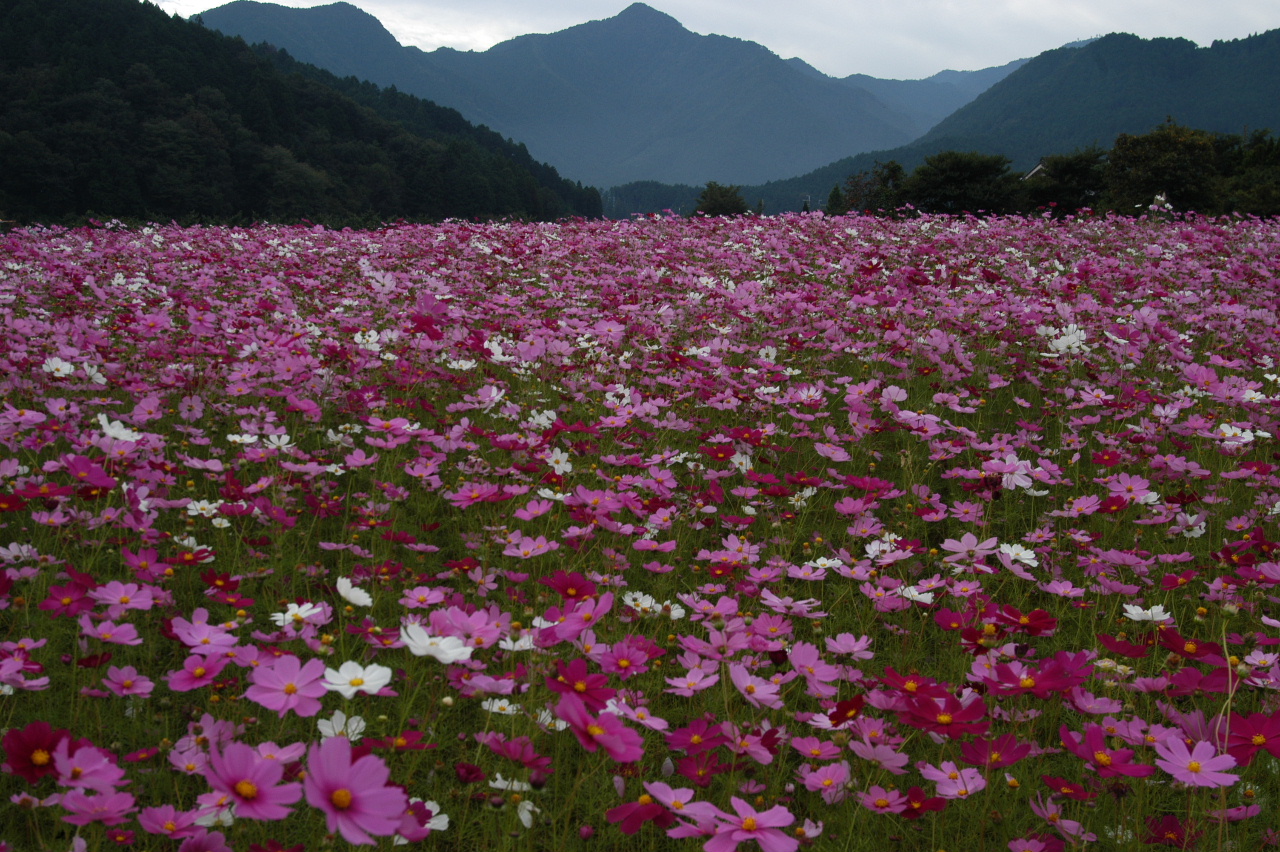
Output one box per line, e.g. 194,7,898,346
235,780,259,799
742,818,758,831
331,788,354,809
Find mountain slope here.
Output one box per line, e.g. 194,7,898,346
914,31,1280,167
0,0,599,222
200,1,926,187
836,59,1029,136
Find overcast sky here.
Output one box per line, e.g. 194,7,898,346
153,0,1280,79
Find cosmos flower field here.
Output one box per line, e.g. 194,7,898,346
3,210,1280,852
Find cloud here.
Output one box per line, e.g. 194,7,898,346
162,0,1280,78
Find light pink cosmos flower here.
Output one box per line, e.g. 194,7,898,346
304,736,407,845
705,796,798,852
1154,738,1238,787
206,742,302,820
728,664,783,709
917,761,987,799
244,655,327,718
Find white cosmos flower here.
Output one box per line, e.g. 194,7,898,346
41,357,75,377
999,543,1039,567
97,414,142,442
323,660,393,699
897,586,935,604
336,576,373,608
400,624,473,663
317,709,366,741
1123,603,1173,622
270,601,322,627
480,697,522,715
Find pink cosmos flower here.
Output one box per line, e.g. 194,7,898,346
166,653,229,693
860,785,908,814
206,742,302,819
1154,738,1238,787
705,796,798,852
728,664,783,710
799,760,850,804
103,665,154,697
78,614,143,646
244,655,328,718
304,736,407,845
54,739,128,794
555,694,645,763
137,804,202,838
917,761,987,799
666,667,720,697
59,790,136,826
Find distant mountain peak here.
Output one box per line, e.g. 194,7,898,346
612,3,682,29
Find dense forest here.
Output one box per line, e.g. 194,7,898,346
824,121,1280,218
0,0,601,225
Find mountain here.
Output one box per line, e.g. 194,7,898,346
0,0,600,223
834,59,1029,137
606,28,1280,215
200,1,946,187
912,30,1280,167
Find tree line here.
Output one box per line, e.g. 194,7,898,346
823,120,1280,218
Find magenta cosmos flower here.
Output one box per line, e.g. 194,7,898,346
207,742,302,819
244,655,327,717
304,736,407,845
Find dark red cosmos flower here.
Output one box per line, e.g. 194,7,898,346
538,570,597,602
991,605,1058,637
0,492,28,512
1156,629,1224,662
546,658,615,711
898,786,947,820
959,734,1032,769
1097,632,1153,659
675,750,735,788
455,763,486,784
827,696,866,728
1225,711,1280,766
364,731,434,752
1144,814,1202,849
1160,570,1199,590
606,796,677,834
1059,724,1154,778
37,582,95,619
666,718,728,755
1092,449,1124,467
901,692,989,738
2,721,73,784
878,667,949,699
1040,775,1097,801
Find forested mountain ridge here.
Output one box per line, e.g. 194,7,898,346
0,0,601,224
914,30,1280,164
607,27,1280,215
200,1,1023,187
